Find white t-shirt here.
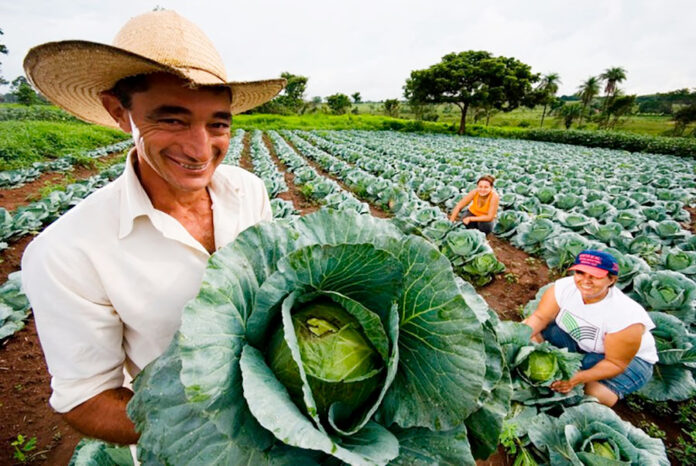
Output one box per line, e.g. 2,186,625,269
22,152,272,412
554,276,658,363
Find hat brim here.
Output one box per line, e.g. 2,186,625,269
24,41,285,129
568,264,610,278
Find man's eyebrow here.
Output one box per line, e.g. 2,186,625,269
213,111,232,121
147,105,192,119
146,106,231,121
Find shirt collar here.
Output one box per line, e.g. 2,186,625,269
118,150,247,240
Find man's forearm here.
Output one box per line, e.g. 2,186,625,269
63,387,139,444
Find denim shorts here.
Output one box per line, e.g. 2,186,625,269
541,322,654,399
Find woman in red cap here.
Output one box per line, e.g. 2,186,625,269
523,250,658,406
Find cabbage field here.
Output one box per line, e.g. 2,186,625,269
2,129,696,464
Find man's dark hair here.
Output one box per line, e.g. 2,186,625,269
107,74,151,109
106,73,232,109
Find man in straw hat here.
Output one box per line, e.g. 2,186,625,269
20,10,285,444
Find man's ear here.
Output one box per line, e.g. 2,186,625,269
100,92,132,133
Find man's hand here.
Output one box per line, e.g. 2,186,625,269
462,217,471,225
63,387,139,445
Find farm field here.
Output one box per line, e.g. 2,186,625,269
2,129,696,464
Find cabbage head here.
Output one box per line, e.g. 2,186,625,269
127,210,509,465
493,210,529,238
526,403,668,465
662,248,696,276
632,271,696,324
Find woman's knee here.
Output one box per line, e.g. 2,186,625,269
584,381,619,407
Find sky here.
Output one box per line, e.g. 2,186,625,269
1,0,694,101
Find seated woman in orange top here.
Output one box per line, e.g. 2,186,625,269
449,175,500,234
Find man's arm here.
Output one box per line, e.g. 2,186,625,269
64,387,139,444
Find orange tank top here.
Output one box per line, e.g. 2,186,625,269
469,191,493,217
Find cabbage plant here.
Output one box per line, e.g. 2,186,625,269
662,248,696,276
632,271,696,324
638,312,696,401
526,404,668,465
127,211,509,465
498,322,585,409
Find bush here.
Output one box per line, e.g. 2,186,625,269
462,125,696,158
0,121,128,170
0,104,80,122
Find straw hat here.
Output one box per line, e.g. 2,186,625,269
23,10,286,129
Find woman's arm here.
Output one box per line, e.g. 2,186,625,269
550,323,644,393
522,285,560,342
462,192,500,223
449,190,476,222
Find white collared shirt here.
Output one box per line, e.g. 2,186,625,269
21,152,271,412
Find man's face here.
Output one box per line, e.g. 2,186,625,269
109,73,232,196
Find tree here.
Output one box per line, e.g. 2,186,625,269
383,99,400,117
598,67,627,127
351,92,362,104
603,93,636,129
0,28,8,86
554,103,583,129
252,72,308,114
673,103,696,136
536,73,561,128
326,93,351,114
576,76,600,126
11,76,42,105
404,50,539,134
599,67,627,99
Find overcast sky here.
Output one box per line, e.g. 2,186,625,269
1,0,694,101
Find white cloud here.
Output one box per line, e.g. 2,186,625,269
1,0,694,99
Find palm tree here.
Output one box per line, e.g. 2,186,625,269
537,73,561,128
598,67,627,127
599,67,627,98
577,76,600,127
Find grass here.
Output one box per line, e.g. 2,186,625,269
354,102,692,137
0,121,128,170
234,113,454,132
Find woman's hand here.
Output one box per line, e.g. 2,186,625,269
462,217,471,225
550,375,581,393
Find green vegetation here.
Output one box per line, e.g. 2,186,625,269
10,434,37,463
234,113,453,132
404,50,539,134
0,121,128,170
0,104,79,122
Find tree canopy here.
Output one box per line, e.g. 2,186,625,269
326,93,352,114
0,28,8,87
403,50,539,134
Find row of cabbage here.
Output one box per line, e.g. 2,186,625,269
281,130,506,286
0,140,132,189
297,130,696,402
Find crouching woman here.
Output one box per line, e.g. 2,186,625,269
523,250,658,406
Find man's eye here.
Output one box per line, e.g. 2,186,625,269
160,118,184,125
211,122,230,129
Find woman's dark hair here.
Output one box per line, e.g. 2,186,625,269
477,175,495,186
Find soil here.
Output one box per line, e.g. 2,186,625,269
0,135,686,465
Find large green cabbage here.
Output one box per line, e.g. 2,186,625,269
127,210,509,465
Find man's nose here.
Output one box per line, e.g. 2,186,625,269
181,124,211,159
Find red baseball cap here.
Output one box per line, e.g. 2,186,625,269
568,250,619,278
